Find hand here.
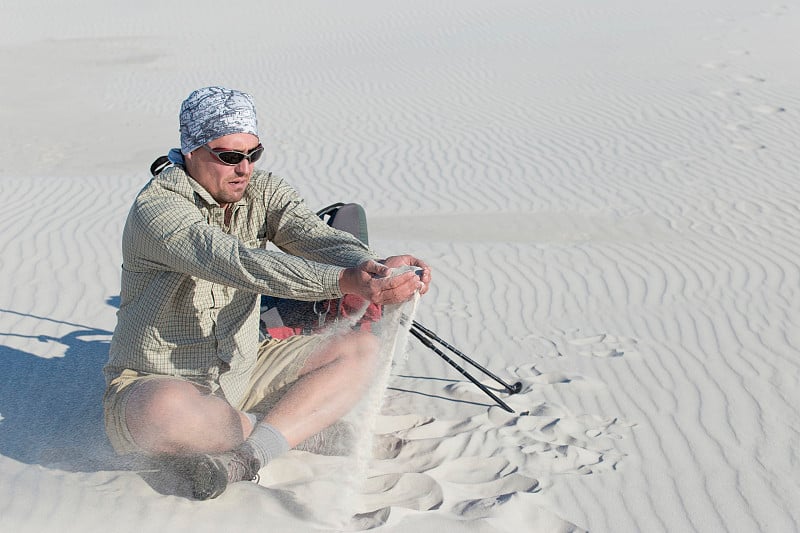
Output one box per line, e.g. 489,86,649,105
338,258,430,305
380,255,432,295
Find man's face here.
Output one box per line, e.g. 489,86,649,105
185,132,260,207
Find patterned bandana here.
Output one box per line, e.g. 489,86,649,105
179,86,259,155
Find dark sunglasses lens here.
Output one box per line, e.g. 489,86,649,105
217,151,246,165
249,146,264,163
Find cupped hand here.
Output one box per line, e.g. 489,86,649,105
380,255,432,295
339,257,431,304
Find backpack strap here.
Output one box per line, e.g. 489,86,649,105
150,155,171,176
316,202,345,219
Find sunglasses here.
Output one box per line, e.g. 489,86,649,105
201,143,264,166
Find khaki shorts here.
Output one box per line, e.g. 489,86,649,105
103,334,327,455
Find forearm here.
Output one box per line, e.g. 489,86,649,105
265,182,377,267
126,218,345,301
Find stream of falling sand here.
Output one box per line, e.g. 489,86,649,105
312,289,420,528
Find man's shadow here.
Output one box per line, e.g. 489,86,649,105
0,300,123,472
0,301,224,499
0,300,360,507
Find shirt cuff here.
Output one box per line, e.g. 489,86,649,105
321,264,346,298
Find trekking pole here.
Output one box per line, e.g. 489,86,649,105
409,327,515,413
411,321,522,395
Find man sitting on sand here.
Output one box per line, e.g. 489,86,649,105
102,86,431,500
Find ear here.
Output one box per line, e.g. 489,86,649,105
183,149,198,176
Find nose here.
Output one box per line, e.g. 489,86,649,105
234,158,252,175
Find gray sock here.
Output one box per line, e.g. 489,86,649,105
241,422,289,467
245,412,258,429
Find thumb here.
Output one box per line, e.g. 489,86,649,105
363,260,390,278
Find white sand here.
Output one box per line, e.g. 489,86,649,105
1,1,799,531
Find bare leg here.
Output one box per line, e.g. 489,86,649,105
261,330,380,447
123,330,379,455
125,379,249,455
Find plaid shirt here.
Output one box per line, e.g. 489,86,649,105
104,165,376,406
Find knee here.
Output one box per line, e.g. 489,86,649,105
125,381,192,447
319,330,380,373
302,330,381,378
127,379,196,427
343,330,380,370
345,331,380,363
125,379,241,454
351,329,380,352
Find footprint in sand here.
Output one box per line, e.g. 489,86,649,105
511,334,563,357
366,381,629,527
563,332,637,357
516,330,636,359
711,88,742,99
451,491,583,529
751,104,786,114
372,404,626,479
433,457,544,517
734,74,765,83
261,453,443,530
429,302,473,319
357,472,443,514
369,437,544,518
366,432,544,524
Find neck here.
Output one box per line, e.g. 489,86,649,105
224,204,233,226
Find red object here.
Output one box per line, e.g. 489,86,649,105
265,295,382,339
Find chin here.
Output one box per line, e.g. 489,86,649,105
225,194,246,204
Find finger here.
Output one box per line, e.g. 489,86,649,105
410,257,429,269
378,255,407,269
373,273,421,304
363,260,390,277
418,279,429,295
405,260,431,295
403,258,431,289
416,265,431,285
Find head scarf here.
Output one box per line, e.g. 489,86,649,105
179,86,259,154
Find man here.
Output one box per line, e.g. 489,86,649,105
103,86,430,500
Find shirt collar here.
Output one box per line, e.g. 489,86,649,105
185,175,220,207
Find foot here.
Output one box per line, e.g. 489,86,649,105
175,446,261,500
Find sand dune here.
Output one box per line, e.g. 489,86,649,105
2,0,800,531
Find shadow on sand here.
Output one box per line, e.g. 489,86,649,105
0,304,121,472
0,303,250,500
